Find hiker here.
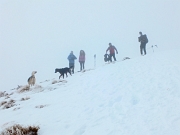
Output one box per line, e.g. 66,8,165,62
138,32,148,55
106,43,118,62
79,50,85,71
67,51,77,74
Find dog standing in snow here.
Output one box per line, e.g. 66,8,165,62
27,71,37,87
55,67,72,79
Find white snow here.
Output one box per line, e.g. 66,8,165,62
0,50,180,135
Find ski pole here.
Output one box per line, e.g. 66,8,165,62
94,54,96,68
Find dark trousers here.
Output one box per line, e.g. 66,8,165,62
79,62,85,71
140,43,146,55
109,53,116,62
69,63,75,73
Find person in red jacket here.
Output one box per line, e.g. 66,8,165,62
79,50,85,71
106,43,118,62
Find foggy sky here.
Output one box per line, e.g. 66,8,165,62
1,0,180,90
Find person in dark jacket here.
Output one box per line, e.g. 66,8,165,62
79,50,85,71
106,43,118,62
138,32,148,55
67,51,77,74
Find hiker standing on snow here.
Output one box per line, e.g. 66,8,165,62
79,50,85,71
106,43,118,62
138,31,148,55
67,51,77,74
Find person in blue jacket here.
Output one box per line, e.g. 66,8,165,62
67,51,77,74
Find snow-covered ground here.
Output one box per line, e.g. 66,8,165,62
0,50,180,135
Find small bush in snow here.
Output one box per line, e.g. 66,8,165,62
13,107,20,111
0,91,5,97
0,124,40,135
33,85,42,89
0,91,13,99
17,85,30,93
35,105,47,108
40,80,49,83
0,91,8,98
52,80,58,84
52,80,67,84
0,101,7,107
21,97,30,101
122,57,130,61
1,99,16,109
5,96,10,99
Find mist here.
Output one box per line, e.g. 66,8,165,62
1,0,180,90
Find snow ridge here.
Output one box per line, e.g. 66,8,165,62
0,50,180,135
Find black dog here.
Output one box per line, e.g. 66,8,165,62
55,67,72,79
104,54,110,62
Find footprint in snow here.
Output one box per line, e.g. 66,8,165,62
73,125,86,135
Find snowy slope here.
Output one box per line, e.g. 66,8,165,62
0,50,180,135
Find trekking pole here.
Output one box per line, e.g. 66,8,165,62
94,54,96,69
151,45,154,53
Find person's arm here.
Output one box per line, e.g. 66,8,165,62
106,47,109,53
74,55,77,60
79,55,80,62
114,46,118,54
67,55,70,60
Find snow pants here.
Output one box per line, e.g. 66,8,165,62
109,53,116,62
140,43,147,55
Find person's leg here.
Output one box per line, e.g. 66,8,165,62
112,53,116,61
69,63,74,73
140,45,143,55
80,62,82,71
82,62,85,70
109,54,113,62
141,43,146,55
144,44,147,55
72,63,75,73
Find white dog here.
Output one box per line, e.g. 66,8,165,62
27,71,37,87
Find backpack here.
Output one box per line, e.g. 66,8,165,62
142,34,148,43
104,54,110,62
